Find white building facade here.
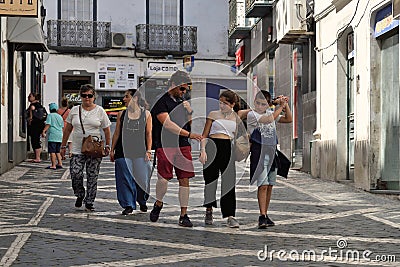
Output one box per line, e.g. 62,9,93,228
0,1,47,174
42,0,241,138
313,0,400,192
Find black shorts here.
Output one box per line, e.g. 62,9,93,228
48,142,61,153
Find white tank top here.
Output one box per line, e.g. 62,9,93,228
209,119,236,138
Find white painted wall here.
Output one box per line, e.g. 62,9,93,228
315,10,338,140
185,0,230,59
42,0,234,107
0,17,7,143
43,54,142,107
43,0,230,59
314,0,384,142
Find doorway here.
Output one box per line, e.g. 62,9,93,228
346,32,355,181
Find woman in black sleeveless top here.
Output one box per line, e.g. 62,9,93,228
110,89,153,215
26,92,46,163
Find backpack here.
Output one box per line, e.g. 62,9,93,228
32,104,48,121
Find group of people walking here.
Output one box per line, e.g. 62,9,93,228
146,70,292,229
29,69,292,229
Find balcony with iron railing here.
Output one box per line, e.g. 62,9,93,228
136,24,197,56
47,20,111,52
229,0,252,39
245,0,274,18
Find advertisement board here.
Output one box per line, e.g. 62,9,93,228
102,96,126,121
97,62,137,90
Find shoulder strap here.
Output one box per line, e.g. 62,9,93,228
79,105,85,134
140,107,146,122
61,108,69,117
121,110,126,121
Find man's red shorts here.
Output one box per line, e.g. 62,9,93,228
156,146,195,180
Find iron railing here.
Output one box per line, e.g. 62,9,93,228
229,0,239,34
245,0,274,17
47,20,111,52
245,0,273,10
229,0,252,39
136,24,197,55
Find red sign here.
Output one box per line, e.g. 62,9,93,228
235,46,244,66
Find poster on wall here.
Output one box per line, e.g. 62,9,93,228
97,62,137,90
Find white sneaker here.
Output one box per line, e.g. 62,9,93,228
227,216,239,228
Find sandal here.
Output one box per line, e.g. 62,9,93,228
56,165,63,169
45,166,56,170
29,159,41,163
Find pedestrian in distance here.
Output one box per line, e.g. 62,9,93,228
57,97,72,158
60,84,112,212
247,90,292,229
199,90,249,228
149,70,202,227
110,89,153,215
26,92,47,163
42,103,64,170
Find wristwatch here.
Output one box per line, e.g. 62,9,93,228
187,110,194,115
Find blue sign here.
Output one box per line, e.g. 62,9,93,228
374,4,399,38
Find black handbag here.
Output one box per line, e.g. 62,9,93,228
275,150,291,178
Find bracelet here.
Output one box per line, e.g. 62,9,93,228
61,146,67,149
105,145,110,148
187,110,194,115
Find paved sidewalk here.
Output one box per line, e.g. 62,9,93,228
0,158,399,266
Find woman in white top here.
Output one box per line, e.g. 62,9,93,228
60,84,111,212
199,90,248,228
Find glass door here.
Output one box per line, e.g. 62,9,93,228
380,33,400,190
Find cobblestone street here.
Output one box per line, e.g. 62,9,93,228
0,158,399,266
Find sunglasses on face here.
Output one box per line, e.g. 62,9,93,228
179,86,188,92
255,100,268,107
81,93,94,99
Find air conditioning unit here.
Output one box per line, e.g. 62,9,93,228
112,32,134,48
275,0,310,44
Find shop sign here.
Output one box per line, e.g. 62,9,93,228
147,62,178,76
375,4,399,38
0,0,38,17
102,97,125,111
64,93,82,105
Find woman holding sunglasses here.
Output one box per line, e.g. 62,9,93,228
60,84,111,212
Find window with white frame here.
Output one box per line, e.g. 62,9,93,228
148,0,179,25
61,0,93,21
